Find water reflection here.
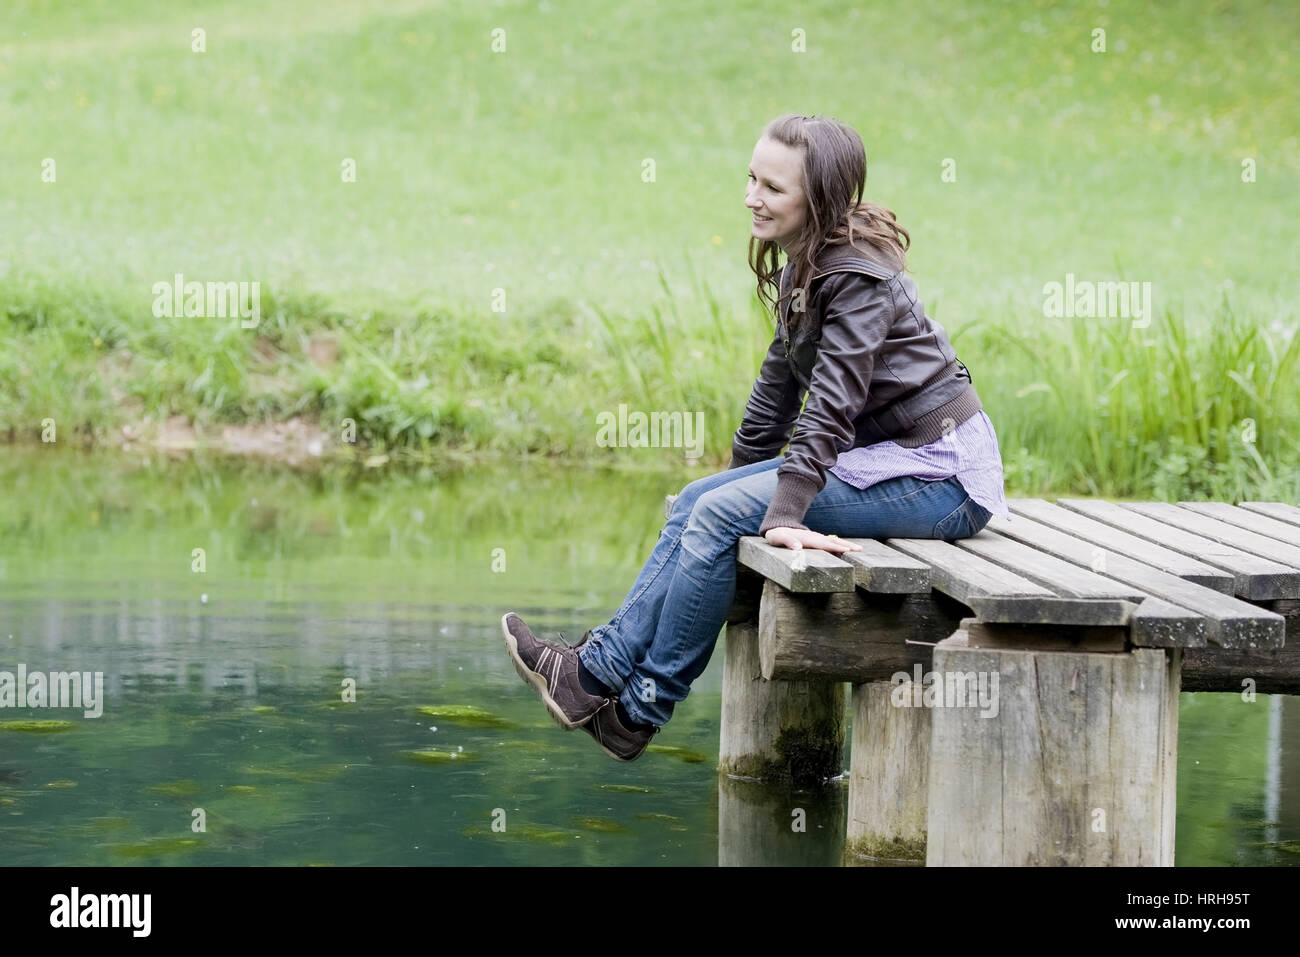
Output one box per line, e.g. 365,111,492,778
718,775,846,866
0,451,1295,865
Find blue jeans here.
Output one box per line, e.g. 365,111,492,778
578,456,992,728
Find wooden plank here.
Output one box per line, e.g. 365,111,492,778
757,582,966,682
1057,498,1300,600
953,530,1146,601
1009,498,1233,592
962,618,1128,653
1177,501,1300,546
839,538,931,593
1238,501,1300,528
1123,501,1300,570
1182,645,1300,694
1182,599,1300,694
737,536,855,593
954,529,1200,636
885,537,1133,626
966,595,1139,627
984,513,1283,649
1128,597,1214,648
883,538,1055,604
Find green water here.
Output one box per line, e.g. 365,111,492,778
0,451,1295,865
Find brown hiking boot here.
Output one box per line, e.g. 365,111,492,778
581,698,660,761
501,613,608,729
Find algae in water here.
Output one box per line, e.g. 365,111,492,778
401,748,477,765
414,705,516,729
0,720,76,733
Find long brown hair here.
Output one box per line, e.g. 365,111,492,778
747,113,910,334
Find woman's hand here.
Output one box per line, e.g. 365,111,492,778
763,527,862,554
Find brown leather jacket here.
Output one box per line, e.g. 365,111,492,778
729,241,983,533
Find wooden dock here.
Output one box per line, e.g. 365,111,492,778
668,494,1300,866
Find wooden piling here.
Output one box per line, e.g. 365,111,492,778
718,619,845,787
845,679,929,863
925,629,1180,866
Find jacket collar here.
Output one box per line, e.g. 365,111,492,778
777,242,899,329
781,241,899,290
811,241,899,280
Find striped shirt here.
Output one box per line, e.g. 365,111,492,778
828,410,1012,521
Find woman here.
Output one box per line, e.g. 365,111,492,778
502,113,1009,762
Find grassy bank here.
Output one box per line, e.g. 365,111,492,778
5,267,1297,500
2,0,1297,499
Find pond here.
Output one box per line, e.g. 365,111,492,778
0,451,1296,865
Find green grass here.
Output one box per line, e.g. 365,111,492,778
1,0,1297,499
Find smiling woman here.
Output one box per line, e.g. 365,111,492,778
746,137,808,252
502,112,1010,762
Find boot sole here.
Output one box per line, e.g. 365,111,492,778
501,614,600,730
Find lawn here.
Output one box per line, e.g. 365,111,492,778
1,0,1297,498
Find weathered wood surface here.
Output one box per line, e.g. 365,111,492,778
719,619,845,785
838,538,932,593
1122,502,1300,573
882,537,1052,605
678,493,1298,682
986,512,1284,649
1178,501,1300,545
726,565,763,623
955,531,1148,602
885,536,1139,627
757,579,969,682
1181,598,1300,693
926,630,1179,866
951,530,1188,636
962,617,1128,653
1238,501,1300,529
846,680,928,863
1058,498,1300,600
965,594,1139,627
737,537,854,593
1121,597,1220,648
1009,498,1234,592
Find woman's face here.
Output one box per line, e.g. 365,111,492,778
746,136,807,254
